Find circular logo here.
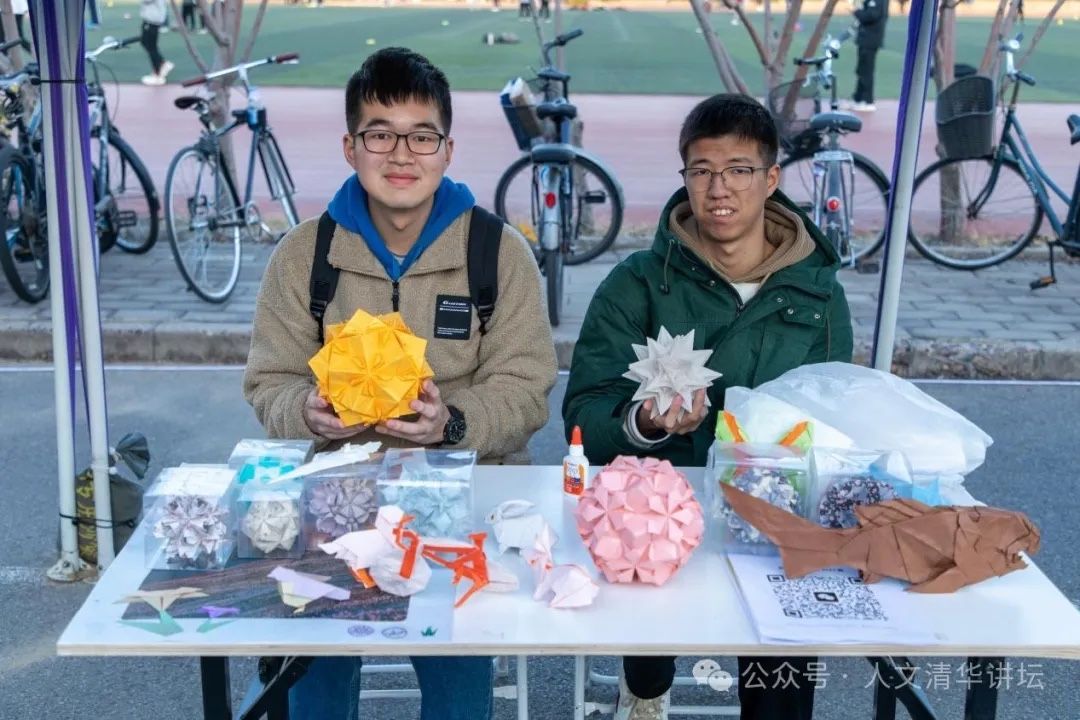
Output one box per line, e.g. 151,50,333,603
381,626,408,639
347,624,374,637
692,658,722,685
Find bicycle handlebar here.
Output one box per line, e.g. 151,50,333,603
540,29,583,68
796,26,855,67
179,52,301,87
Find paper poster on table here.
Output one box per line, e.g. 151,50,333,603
727,554,937,645
116,551,455,644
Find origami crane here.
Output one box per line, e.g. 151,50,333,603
576,456,704,586
622,327,722,419
268,567,350,613
721,483,1041,593
308,309,435,426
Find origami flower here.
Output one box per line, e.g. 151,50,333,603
153,496,230,567
308,476,379,537
575,456,704,586
242,499,302,554
379,470,471,537
308,310,435,426
623,327,722,419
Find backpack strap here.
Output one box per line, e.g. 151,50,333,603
309,211,339,345
467,206,504,336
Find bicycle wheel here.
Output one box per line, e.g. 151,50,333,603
542,247,563,326
93,131,160,254
494,153,623,265
779,150,890,262
164,146,242,303
908,155,1042,269
258,131,299,230
0,149,48,303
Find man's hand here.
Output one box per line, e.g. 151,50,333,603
376,379,451,445
303,388,368,440
636,388,708,437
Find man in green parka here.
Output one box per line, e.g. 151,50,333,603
563,94,853,719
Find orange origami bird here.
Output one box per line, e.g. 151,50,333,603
308,309,435,426
721,483,1040,593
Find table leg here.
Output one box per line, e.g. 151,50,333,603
963,657,1002,720
200,657,232,720
573,655,586,720
867,656,938,720
239,656,313,720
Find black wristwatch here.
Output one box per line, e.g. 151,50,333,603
442,405,467,445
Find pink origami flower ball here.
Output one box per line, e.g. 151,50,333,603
575,455,705,586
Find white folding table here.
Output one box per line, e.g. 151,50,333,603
58,466,1080,720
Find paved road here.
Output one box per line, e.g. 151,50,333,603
0,367,1076,719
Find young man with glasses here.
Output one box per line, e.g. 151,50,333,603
244,47,557,720
563,94,852,720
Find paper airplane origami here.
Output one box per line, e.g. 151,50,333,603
268,567,350,613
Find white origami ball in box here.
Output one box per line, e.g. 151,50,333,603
575,456,705,586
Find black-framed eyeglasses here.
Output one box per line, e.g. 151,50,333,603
679,165,770,192
353,129,446,155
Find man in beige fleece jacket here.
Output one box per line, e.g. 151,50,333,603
242,47,556,720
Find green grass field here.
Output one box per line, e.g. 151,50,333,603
86,3,1080,100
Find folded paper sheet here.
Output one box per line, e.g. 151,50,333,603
622,327,722,419
721,483,1041,593
487,500,550,554
309,310,435,426
576,456,704,586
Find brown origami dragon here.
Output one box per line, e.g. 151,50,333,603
721,483,1040,593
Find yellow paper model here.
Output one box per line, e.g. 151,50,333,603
309,309,435,426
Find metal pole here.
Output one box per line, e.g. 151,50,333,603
554,0,563,69
872,0,938,370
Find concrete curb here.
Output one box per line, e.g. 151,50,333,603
4,323,1080,380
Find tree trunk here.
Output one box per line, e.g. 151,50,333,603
688,0,749,94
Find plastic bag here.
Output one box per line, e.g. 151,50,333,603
724,363,992,476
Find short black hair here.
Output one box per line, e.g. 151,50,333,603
345,47,452,135
678,94,779,167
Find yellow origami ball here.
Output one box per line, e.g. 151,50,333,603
309,309,435,426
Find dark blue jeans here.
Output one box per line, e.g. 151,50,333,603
286,655,494,720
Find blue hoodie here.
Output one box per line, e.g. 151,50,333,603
326,175,476,282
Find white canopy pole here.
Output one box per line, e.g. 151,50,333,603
872,0,939,370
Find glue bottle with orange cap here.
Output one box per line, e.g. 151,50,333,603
562,425,589,497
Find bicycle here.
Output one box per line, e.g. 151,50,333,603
767,28,891,268
908,34,1080,287
493,28,624,326
0,54,49,303
165,52,300,303
86,36,161,254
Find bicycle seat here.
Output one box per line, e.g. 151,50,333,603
530,143,577,164
536,101,577,122
1068,114,1080,145
808,111,862,134
174,95,208,111
538,68,570,83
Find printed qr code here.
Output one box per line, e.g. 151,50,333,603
769,572,887,621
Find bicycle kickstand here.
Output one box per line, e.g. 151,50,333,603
1029,243,1057,290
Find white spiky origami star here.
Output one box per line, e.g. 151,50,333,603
622,327,722,419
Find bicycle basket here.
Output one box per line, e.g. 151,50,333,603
936,75,995,159
500,77,545,151
767,78,820,150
